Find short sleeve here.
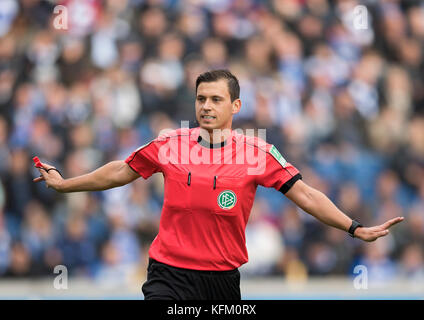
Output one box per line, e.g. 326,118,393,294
125,140,162,179
256,145,302,193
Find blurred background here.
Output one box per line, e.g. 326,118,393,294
0,0,423,299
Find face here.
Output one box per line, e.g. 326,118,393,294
195,79,241,132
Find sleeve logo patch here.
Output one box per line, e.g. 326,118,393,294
270,145,287,168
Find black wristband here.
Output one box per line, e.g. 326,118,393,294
348,220,363,238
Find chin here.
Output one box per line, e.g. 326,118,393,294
199,122,218,130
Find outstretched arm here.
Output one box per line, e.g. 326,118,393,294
33,160,140,193
285,179,404,242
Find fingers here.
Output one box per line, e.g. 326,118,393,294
367,230,389,242
33,161,52,185
359,226,391,242
33,160,59,189
36,167,47,180
364,229,389,242
34,161,56,179
34,162,54,170
360,218,404,242
33,176,45,183
381,217,404,230
377,229,389,238
371,218,404,241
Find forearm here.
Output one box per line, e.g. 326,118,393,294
299,188,352,232
59,161,126,193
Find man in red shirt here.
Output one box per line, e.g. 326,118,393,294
34,70,403,300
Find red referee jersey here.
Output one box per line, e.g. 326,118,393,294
125,127,301,271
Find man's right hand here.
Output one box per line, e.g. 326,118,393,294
33,160,140,193
33,161,64,192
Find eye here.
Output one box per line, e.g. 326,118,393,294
197,96,205,102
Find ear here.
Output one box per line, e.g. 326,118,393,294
232,99,241,115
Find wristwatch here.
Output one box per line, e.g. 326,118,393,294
348,220,363,238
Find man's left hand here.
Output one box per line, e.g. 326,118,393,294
354,217,404,242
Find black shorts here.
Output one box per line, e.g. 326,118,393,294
142,258,241,300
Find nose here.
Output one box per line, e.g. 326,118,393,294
202,101,212,111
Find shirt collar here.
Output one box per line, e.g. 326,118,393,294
197,135,228,148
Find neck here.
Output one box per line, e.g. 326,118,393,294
200,126,232,144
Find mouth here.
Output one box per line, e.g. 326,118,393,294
201,115,216,120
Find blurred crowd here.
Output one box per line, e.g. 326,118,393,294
0,0,424,287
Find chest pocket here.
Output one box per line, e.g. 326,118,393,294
163,171,191,210
190,174,244,216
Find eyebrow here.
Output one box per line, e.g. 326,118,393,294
196,95,225,99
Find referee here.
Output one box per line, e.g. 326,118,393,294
33,69,404,300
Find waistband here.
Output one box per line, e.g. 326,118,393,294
148,258,239,276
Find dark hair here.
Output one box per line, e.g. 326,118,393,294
195,69,240,102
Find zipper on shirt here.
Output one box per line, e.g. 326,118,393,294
187,172,191,186
213,176,217,189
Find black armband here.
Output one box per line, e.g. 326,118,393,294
279,173,302,194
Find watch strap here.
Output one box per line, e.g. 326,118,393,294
348,220,363,238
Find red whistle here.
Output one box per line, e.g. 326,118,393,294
33,156,42,168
